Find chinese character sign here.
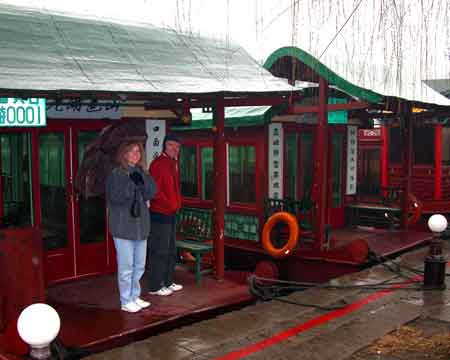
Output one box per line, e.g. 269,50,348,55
145,119,166,167
346,125,358,195
0,98,46,127
46,99,122,119
268,123,284,199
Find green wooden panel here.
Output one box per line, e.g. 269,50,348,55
224,213,259,242
177,208,260,242
176,207,212,241
328,97,348,124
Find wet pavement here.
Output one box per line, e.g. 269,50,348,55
87,242,450,360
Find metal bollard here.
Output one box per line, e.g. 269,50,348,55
424,214,448,290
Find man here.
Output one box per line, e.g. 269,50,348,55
147,133,183,296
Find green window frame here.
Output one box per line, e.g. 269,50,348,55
179,144,213,202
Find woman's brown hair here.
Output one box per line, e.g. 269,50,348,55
116,142,146,170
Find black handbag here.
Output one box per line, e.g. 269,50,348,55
130,188,140,218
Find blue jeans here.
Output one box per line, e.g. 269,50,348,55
113,237,147,306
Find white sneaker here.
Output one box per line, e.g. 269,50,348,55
121,301,141,313
167,283,183,291
135,298,151,308
148,287,173,296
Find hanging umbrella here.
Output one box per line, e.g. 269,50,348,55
76,120,147,198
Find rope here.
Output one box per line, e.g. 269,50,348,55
248,249,449,309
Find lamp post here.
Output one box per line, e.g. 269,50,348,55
17,303,60,359
424,214,448,290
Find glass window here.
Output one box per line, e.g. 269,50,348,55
180,145,198,198
413,127,434,164
78,131,106,245
0,132,33,227
390,126,435,165
228,145,256,204
201,147,213,200
285,133,298,200
300,133,314,200
359,149,381,196
39,132,68,251
331,133,343,207
389,127,402,164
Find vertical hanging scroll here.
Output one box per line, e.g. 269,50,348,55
346,125,358,195
268,123,284,199
145,119,166,168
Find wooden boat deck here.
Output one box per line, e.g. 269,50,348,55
45,268,252,353
0,228,433,358
44,229,432,353
330,228,432,258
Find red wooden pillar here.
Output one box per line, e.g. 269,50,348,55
0,227,45,330
213,97,225,280
313,78,329,250
401,105,413,229
434,124,442,200
380,123,389,191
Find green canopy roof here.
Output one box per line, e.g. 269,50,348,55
175,106,275,130
175,98,347,131
264,46,450,107
0,3,294,97
264,47,384,104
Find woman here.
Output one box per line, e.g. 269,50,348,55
106,142,157,313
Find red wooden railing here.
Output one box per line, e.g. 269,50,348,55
388,165,450,213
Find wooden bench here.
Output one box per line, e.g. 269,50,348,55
176,208,214,284
346,203,401,228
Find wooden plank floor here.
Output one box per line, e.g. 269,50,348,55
330,228,432,257
45,268,253,352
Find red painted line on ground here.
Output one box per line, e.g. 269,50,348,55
215,275,422,360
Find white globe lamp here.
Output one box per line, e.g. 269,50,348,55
424,214,448,290
428,214,448,234
17,303,60,359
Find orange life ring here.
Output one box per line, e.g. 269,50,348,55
407,194,422,225
261,211,299,258
385,193,423,226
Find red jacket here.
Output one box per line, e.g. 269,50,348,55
149,152,181,216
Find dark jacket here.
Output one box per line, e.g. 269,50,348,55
149,153,181,216
106,166,157,240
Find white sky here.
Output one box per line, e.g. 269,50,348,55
2,0,450,101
